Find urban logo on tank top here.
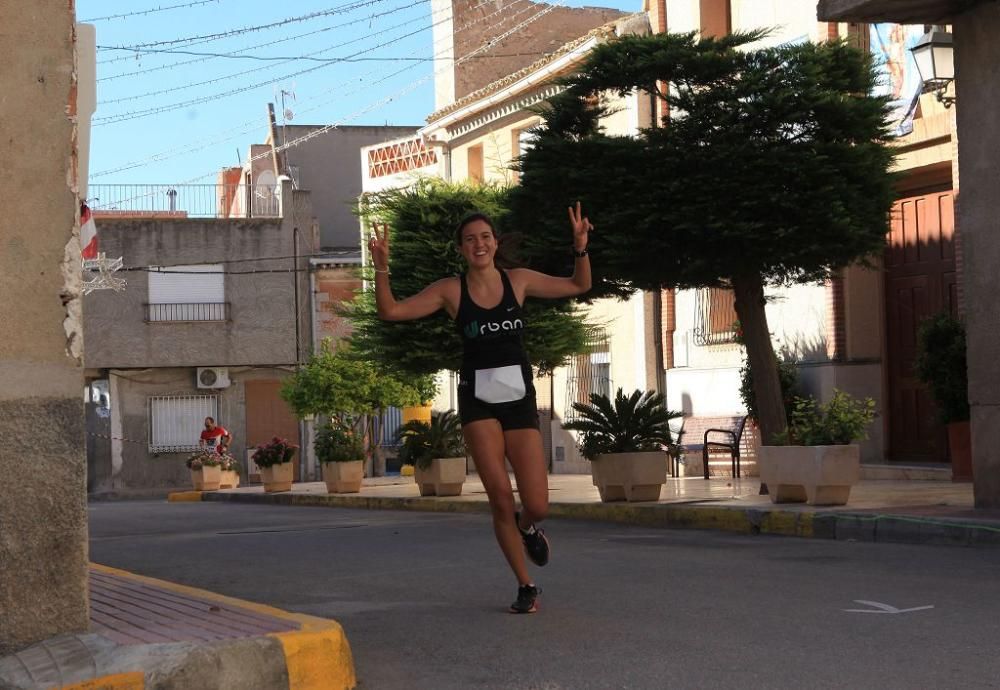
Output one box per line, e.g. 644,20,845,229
463,318,524,340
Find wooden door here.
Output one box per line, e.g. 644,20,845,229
884,187,957,462
245,380,301,480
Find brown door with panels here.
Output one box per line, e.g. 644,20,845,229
245,380,301,480
884,186,957,462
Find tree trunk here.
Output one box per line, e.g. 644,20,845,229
731,271,788,494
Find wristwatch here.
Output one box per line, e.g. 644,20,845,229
573,247,589,257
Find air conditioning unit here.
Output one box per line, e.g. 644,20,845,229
196,367,231,389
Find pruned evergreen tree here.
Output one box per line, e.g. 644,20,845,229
345,179,590,376
509,31,897,448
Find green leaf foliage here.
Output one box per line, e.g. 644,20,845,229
348,179,590,376
508,32,899,299
315,421,366,463
740,356,800,423
395,409,465,470
563,388,683,460
914,313,969,424
281,339,434,419
773,390,876,446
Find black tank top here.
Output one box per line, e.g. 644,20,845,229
456,269,530,375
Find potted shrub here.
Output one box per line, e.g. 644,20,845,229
252,436,298,493
758,390,876,505
396,410,466,496
316,422,365,493
563,389,682,502
186,450,222,491
914,313,972,482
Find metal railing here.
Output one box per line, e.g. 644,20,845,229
693,287,739,346
145,302,230,322
88,184,281,219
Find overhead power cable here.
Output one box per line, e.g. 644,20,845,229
94,0,535,125
81,0,221,23
89,0,537,176
98,0,425,81
98,4,432,106
101,0,383,51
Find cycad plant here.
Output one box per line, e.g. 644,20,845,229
396,410,465,470
563,389,682,461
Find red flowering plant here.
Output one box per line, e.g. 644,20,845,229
252,436,298,468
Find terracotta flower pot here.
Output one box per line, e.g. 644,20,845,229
948,421,973,483
591,452,667,502
757,444,860,506
323,460,364,493
414,457,466,497
190,465,222,491
260,462,293,493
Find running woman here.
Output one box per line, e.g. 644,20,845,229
369,203,592,613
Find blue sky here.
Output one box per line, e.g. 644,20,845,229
80,0,640,187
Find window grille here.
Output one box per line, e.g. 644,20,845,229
693,287,739,346
564,328,612,421
149,395,218,453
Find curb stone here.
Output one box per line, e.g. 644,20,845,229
182,489,1000,548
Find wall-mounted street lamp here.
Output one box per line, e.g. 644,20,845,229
910,27,956,108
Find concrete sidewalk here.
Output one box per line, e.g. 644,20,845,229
0,565,355,690
175,473,1000,547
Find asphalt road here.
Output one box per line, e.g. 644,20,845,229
88,501,1000,690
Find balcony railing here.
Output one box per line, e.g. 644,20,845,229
145,302,230,322
88,184,280,219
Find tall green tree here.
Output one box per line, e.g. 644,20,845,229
508,31,897,447
345,178,590,376
281,339,437,474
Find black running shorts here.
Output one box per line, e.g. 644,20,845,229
457,387,540,431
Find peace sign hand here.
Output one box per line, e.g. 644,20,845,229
368,223,389,271
567,201,593,253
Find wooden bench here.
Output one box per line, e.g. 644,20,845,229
671,415,749,479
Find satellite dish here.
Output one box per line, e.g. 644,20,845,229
283,108,294,122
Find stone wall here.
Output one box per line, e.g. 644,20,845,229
0,1,89,654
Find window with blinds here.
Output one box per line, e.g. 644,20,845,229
149,395,218,453
564,328,612,421
147,264,226,322
693,287,739,346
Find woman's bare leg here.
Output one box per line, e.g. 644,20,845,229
463,419,532,586
504,427,549,529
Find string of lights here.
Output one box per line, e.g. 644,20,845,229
101,0,383,51
81,0,221,23
98,4,433,106
89,0,540,176
98,0,427,81
93,0,534,126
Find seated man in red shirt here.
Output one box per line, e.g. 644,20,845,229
199,416,231,453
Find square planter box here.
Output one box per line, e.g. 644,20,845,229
591,451,667,502
414,457,466,497
758,444,860,506
190,466,222,491
324,460,364,493
260,462,293,493
219,470,240,489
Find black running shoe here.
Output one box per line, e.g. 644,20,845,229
509,584,540,614
516,511,550,567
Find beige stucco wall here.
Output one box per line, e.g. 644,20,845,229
0,1,89,654
953,2,1000,507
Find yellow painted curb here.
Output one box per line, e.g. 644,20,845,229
60,672,144,690
274,629,357,690
167,491,202,502
89,564,357,689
